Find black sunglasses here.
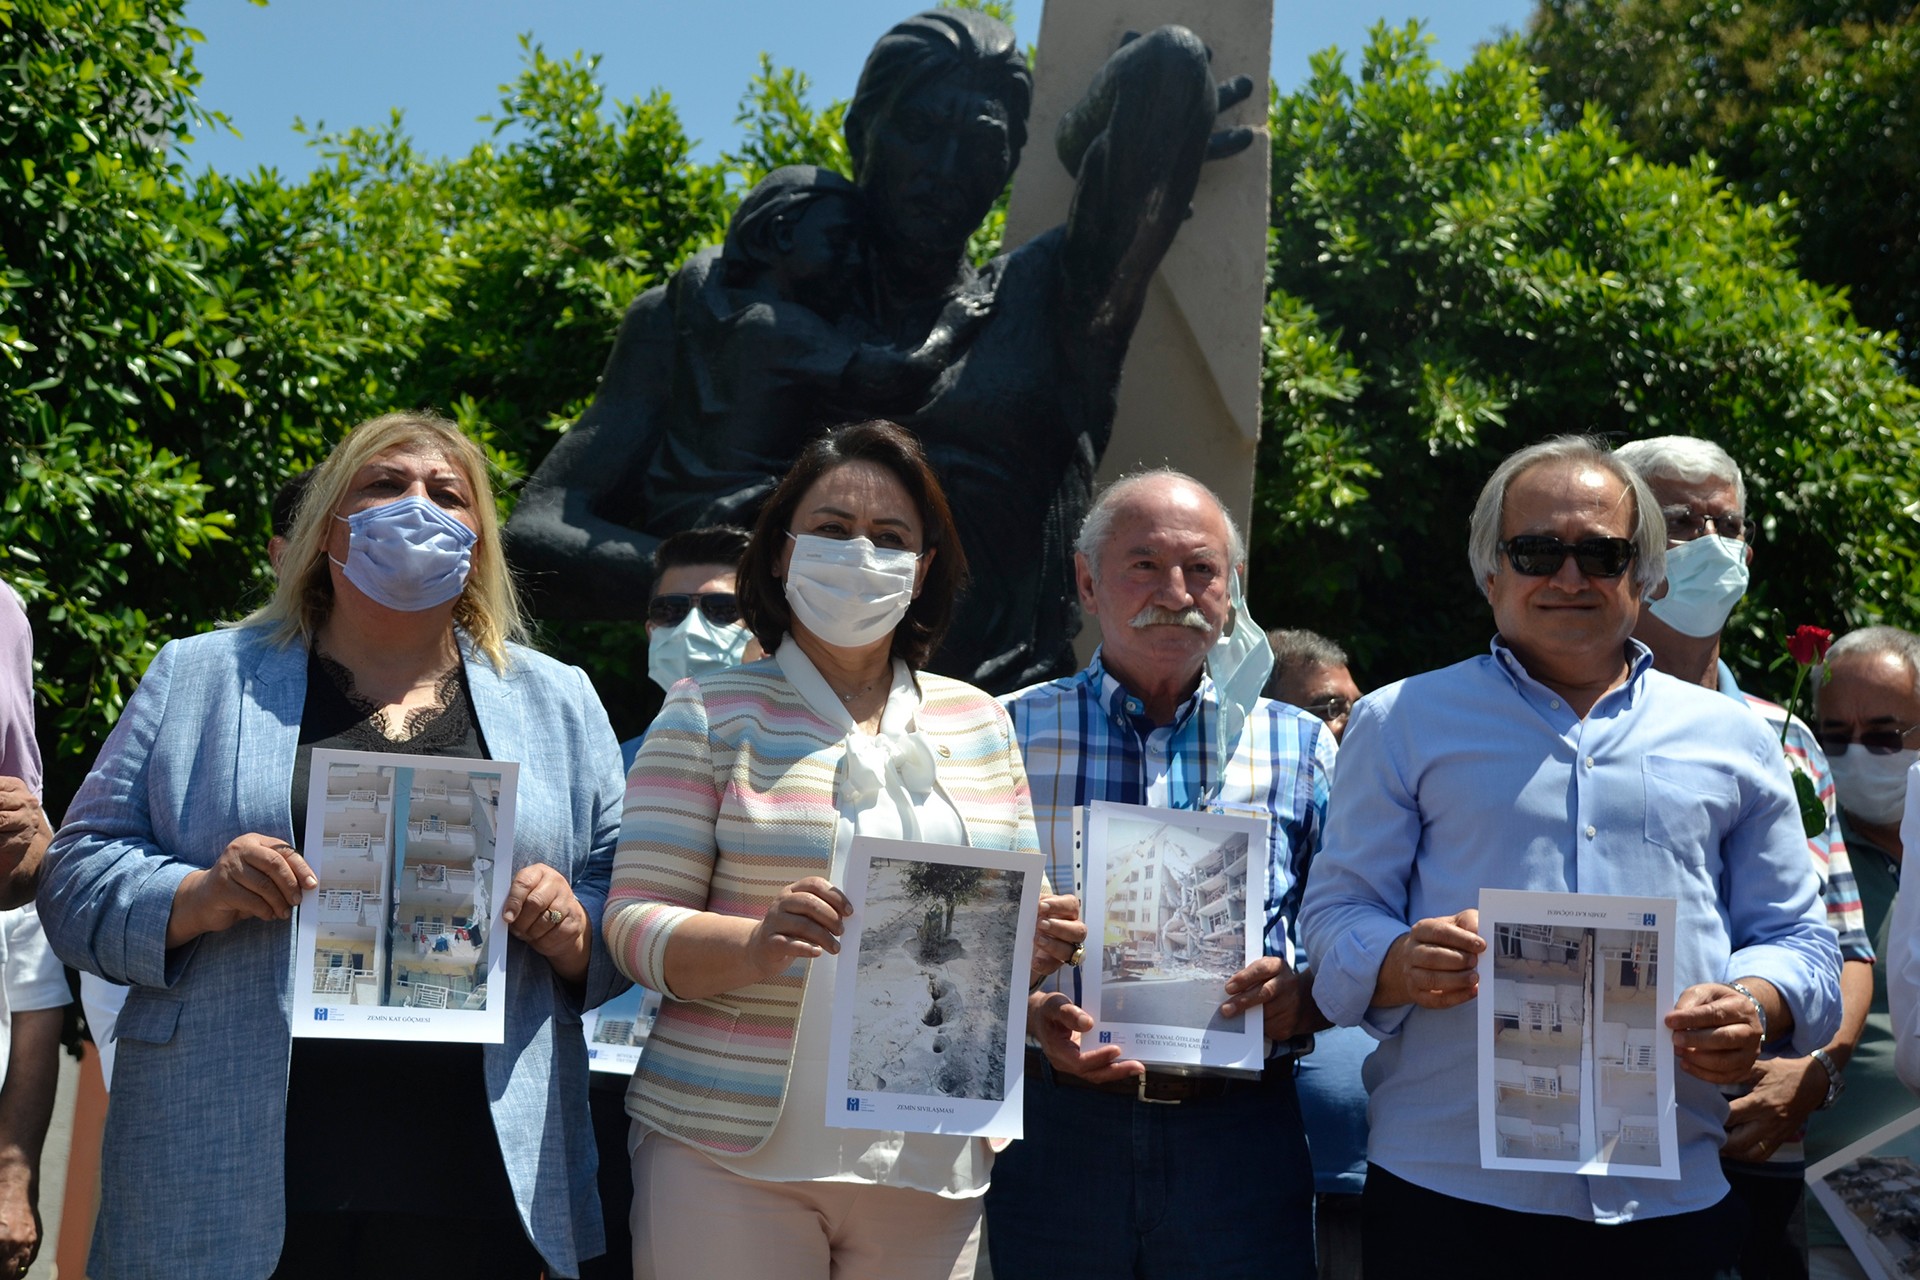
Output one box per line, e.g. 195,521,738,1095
646,592,741,627
1497,536,1639,579
1814,724,1920,757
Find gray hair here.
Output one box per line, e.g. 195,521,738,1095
1613,435,1747,513
1075,469,1246,582
1266,629,1348,682
1815,626,1920,700
1467,436,1666,595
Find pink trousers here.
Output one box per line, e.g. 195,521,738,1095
631,1131,984,1280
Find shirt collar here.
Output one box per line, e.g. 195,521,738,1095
1715,659,1743,701
1087,647,1211,734
1487,635,1655,708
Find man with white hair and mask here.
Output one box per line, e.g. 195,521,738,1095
984,470,1333,1280
1615,437,1873,1279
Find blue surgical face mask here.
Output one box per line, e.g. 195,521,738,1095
330,495,477,612
647,608,752,692
1646,534,1749,638
1200,567,1274,808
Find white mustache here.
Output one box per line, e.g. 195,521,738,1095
1128,606,1211,631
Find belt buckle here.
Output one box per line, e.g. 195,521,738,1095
1136,1073,1182,1105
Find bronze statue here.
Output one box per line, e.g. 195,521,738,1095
507,9,1252,692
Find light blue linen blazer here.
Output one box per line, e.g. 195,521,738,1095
39,624,628,1280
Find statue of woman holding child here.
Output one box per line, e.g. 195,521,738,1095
507,8,1251,692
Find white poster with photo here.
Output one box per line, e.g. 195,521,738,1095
1806,1106,1920,1279
1477,888,1680,1179
1078,801,1269,1073
583,985,664,1075
825,836,1040,1140
293,748,518,1044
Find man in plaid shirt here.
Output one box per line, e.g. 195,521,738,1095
982,471,1333,1280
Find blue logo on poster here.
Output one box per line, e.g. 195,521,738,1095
1098,1030,1112,1044
1642,913,1656,926
846,1098,861,1112
313,1008,329,1021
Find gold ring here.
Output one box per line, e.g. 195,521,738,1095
542,907,565,925
1067,943,1086,967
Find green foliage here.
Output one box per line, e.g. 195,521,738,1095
1255,23,1920,692
903,862,988,942
1526,0,1920,370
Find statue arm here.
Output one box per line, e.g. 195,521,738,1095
1056,25,1254,344
505,294,671,619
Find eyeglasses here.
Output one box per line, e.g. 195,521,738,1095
1661,505,1748,543
1301,696,1353,723
1496,536,1639,579
1814,723,1920,756
646,592,741,627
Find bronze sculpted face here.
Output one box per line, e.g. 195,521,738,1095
857,73,1015,259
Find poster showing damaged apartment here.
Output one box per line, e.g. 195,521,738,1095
1077,801,1269,1073
293,748,518,1044
583,984,664,1074
1476,888,1679,1179
825,836,1040,1140
1806,1107,1920,1280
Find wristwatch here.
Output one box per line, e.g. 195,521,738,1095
1809,1047,1846,1109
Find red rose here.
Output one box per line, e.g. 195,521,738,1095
1787,625,1834,666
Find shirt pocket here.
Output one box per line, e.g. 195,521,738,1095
1642,755,1738,868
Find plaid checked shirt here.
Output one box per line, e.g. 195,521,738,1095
1004,650,1336,992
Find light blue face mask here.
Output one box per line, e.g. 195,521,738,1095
647,608,752,692
1200,567,1274,808
1646,534,1749,638
330,495,477,612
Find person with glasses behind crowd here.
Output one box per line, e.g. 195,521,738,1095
39,413,628,1279
1299,436,1841,1279
1806,628,1920,1274
1265,627,1370,1280
1615,437,1873,1280
605,420,1082,1279
584,525,761,1280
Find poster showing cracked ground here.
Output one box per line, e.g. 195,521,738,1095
293,748,518,1044
1806,1108,1920,1279
1078,801,1268,1073
825,836,1039,1139
1477,888,1679,1179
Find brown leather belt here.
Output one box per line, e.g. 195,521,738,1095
1025,1047,1287,1105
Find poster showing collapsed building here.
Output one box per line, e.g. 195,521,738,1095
1477,888,1679,1179
1078,801,1268,1073
826,836,1040,1140
583,984,664,1074
293,748,518,1043
1806,1108,1920,1280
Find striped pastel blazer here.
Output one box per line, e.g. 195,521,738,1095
605,656,1041,1156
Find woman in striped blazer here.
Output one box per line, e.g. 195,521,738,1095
605,421,1083,1279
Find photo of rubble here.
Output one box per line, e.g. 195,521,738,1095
309,761,505,1012
843,855,1025,1101
1098,815,1252,1033
1490,923,1661,1168
1819,1155,1920,1277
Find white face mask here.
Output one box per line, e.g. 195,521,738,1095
1828,747,1920,827
1198,568,1275,808
782,533,920,649
330,495,476,612
1646,534,1749,638
647,607,752,692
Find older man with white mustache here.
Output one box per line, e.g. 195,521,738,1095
982,470,1334,1280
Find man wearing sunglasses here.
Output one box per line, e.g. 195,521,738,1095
1616,437,1872,1280
1266,629,1362,746
1299,437,1841,1278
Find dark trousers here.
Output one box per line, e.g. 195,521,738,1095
1724,1162,1810,1280
985,1060,1315,1280
578,1074,636,1280
273,1210,546,1279
1363,1164,1748,1280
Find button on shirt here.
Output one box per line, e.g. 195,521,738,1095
1298,639,1842,1222
1006,650,1334,979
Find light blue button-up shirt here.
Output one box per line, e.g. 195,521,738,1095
1298,638,1842,1222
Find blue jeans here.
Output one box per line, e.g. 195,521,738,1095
985,1060,1316,1280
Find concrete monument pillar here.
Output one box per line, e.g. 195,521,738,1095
1005,0,1271,656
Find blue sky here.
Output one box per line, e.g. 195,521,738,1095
180,0,1538,179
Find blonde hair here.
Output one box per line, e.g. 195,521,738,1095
238,412,526,670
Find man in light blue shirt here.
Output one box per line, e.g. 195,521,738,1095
1298,437,1841,1278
